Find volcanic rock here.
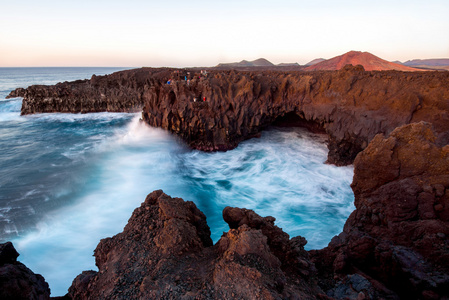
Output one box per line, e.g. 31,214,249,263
141,66,449,165
68,190,322,299
5,87,26,98
0,242,50,300
10,66,449,165
311,122,449,299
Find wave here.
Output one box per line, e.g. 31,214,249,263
11,116,185,296
176,127,354,247
8,116,354,296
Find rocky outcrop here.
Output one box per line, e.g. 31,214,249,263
0,242,50,300
68,190,322,299
7,68,178,114
6,87,26,98
311,122,449,299
10,66,449,165
142,65,449,165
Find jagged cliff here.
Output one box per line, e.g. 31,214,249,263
9,66,449,165
311,122,449,299
68,190,321,299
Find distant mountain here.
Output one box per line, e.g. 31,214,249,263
403,59,449,67
305,58,326,66
216,58,274,68
277,62,300,67
398,59,449,71
305,51,421,72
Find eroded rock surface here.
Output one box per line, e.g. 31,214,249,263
312,122,449,299
68,190,322,299
0,242,50,300
9,66,449,165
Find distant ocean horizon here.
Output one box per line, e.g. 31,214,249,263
0,67,355,296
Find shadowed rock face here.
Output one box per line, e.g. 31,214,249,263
0,242,50,300
10,66,449,165
141,66,449,165
312,122,449,299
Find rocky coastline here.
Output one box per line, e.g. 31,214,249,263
2,122,448,299
8,66,449,165
3,67,449,299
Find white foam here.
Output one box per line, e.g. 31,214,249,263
12,116,184,296
10,123,354,297
176,127,354,248
25,111,135,122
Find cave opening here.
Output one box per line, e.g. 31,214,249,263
271,112,326,135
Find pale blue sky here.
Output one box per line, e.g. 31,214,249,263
1,0,448,67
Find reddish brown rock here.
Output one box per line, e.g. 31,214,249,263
11,66,449,165
68,190,321,299
0,242,50,300
312,122,449,299
5,87,26,98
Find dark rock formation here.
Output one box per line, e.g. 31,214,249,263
68,190,322,299
6,87,26,98
9,66,449,165
311,122,449,299
142,66,449,165
7,68,176,114
0,242,50,300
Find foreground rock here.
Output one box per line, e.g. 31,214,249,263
68,190,321,299
9,66,449,165
0,242,50,300
312,122,449,299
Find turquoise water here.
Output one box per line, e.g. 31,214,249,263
0,68,354,296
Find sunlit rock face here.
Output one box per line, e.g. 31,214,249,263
13,66,449,165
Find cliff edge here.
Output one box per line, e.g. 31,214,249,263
9,66,449,166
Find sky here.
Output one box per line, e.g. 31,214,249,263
1,0,448,67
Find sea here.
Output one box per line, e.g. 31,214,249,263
0,67,355,296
